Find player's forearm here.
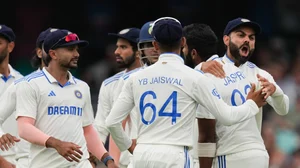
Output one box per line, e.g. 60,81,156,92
198,118,215,168
17,119,50,146
83,125,107,160
211,100,259,126
199,158,214,168
106,123,132,152
268,85,289,115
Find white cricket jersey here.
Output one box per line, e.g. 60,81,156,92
196,55,266,156
0,69,42,160
228,55,289,132
94,70,125,143
15,68,94,168
113,67,143,139
112,68,142,166
0,64,23,159
106,53,260,152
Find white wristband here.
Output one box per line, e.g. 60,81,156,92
198,143,216,157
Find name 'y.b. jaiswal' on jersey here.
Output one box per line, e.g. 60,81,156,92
196,56,266,156
126,53,257,148
15,68,94,167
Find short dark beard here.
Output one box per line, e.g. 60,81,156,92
181,49,194,68
117,52,136,69
229,40,254,66
0,48,8,64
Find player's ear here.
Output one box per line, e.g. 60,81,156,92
36,48,43,59
135,50,140,58
152,41,159,51
7,41,15,53
191,49,197,60
223,35,229,47
181,37,186,48
48,50,57,60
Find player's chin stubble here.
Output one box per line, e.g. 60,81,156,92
117,53,136,69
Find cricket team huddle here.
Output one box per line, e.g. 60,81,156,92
0,16,289,168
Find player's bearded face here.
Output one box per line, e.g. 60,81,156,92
58,47,79,69
229,40,254,65
181,45,194,68
116,52,136,69
0,47,8,64
182,50,194,68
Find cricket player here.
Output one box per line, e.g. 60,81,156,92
106,17,266,168
197,18,289,168
15,29,117,168
109,21,160,167
137,21,159,66
182,23,221,168
94,27,141,167
0,24,23,166
0,27,58,168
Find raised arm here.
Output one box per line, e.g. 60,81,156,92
257,70,289,115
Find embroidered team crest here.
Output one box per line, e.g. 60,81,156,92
74,90,82,99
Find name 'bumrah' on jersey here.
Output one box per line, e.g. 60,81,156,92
15,68,94,167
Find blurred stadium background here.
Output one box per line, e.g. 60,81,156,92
1,0,300,167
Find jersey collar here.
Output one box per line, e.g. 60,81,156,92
158,53,184,64
0,64,17,78
42,67,76,85
222,54,235,64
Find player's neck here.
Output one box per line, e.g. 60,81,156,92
126,60,141,72
0,56,10,77
226,52,241,67
46,65,69,85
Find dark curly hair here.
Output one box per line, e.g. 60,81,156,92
183,23,218,61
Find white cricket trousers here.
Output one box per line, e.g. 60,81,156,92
68,159,93,168
132,144,193,168
3,155,16,165
214,149,269,168
119,150,133,168
16,157,29,168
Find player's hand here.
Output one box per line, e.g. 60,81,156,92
257,74,276,99
46,137,83,162
0,157,16,168
128,139,136,154
0,133,20,151
246,83,267,107
101,153,118,168
201,61,225,78
106,160,118,168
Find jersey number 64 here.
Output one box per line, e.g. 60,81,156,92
139,91,181,125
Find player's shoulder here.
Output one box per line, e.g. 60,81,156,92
72,77,90,88
18,70,45,84
9,66,24,81
245,61,258,69
122,67,143,80
103,70,125,86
